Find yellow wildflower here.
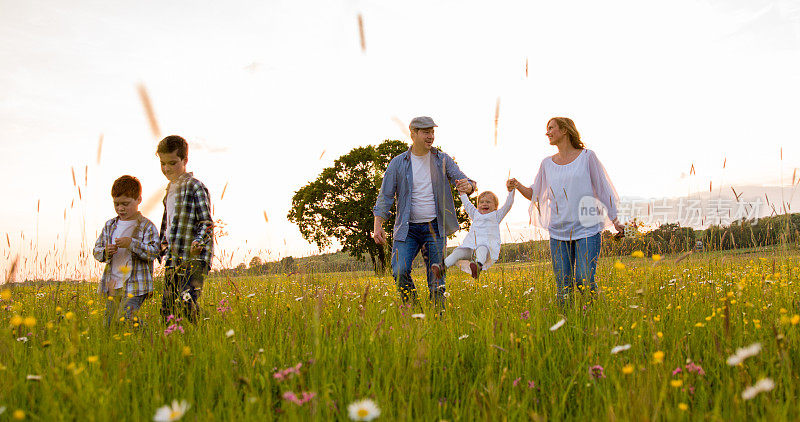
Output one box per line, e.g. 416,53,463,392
652,254,662,262
631,250,644,258
10,315,23,327
670,379,683,388
678,403,688,411
614,261,626,270
0,289,11,301
87,356,99,363
622,364,634,374
23,317,36,328
653,351,665,364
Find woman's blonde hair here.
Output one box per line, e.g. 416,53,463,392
477,191,499,210
548,117,585,149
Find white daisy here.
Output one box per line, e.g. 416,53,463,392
741,378,774,400
611,344,631,354
348,398,381,421
549,319,565,332
411,313,425,319
225,329,235,338
458,334,469,340
726,342,762,366
153,400,190,421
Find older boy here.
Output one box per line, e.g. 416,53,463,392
93,175,160,325
157,135,214,323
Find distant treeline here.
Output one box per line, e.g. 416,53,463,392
213,213,800,276
702,213,800,251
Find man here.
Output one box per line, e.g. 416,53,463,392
372,116,476,309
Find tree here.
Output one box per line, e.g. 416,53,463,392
280,256,297,273
288,140,470,274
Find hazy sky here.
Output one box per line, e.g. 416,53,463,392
2,0,800,279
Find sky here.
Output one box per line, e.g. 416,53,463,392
2,0,800,280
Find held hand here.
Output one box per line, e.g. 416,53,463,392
455,179,472,194
105,244,118,257
506,178,518,191
613,220,625,235
372,226,387,245
190,241,204,256
115,237,132,248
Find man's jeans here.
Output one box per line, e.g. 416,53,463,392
391,219,445,305
549,232,601,305
161,260,208,323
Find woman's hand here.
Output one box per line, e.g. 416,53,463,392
506,178,518,192
613,219,625,235
509,178,533,200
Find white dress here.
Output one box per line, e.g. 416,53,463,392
453,190,515,273
528,149,619,241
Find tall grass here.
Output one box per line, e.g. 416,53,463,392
2,248,799,420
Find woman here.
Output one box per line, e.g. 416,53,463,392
508,117,624,305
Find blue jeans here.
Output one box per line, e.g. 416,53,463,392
391,219,445,304
105,289,149,326
161,260,208,323
549,232,601,304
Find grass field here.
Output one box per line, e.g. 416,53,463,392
2,246,800,421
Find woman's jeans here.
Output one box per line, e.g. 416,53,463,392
549,232,601,305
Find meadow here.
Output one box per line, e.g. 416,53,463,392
2,246,800,421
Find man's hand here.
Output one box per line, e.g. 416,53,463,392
506,178,519,192
373,226,387,245
455,178,474,194
190,241,204,256
105,244,118,257
115,237,132,248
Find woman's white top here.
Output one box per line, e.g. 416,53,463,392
528,149,619,241
454,190,515,272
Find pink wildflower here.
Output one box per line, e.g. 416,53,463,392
528,380,536,389
513,377,521,387
273,362,303,381
672,367,682,376
164,324,184,336
685,362,705,376
520,310,530,320
282,391,315,406
589,365,605,379
217,299,232,314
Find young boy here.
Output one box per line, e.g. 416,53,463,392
157,135,214,323
93,175,160,325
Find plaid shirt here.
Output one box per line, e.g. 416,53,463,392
160,172,214,269
93,213,159,296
